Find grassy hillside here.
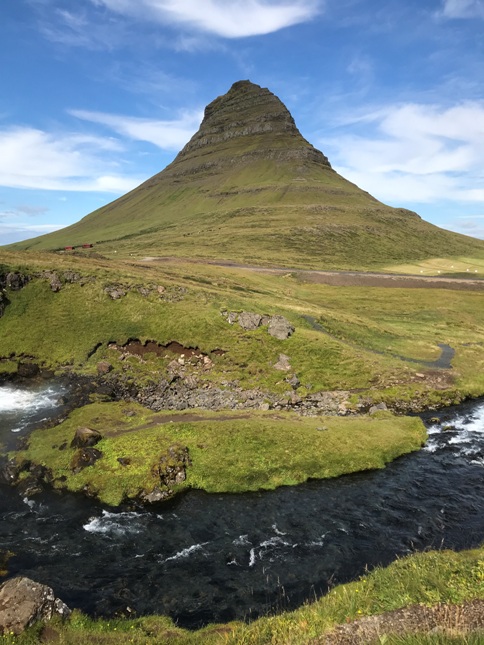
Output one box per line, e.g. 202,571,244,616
2,250,484,408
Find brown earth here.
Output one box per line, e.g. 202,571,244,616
138,258,484,291
313,600,484,644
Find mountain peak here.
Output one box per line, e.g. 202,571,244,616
10,80,484,270
165,79,331,178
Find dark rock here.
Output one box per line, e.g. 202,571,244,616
5,272,29,291
238,311,262,331
0,577,71,636
268,315,294,340
0,458,19,485
96,361,113,375
16,476,44,497
16,464,53,497
71,447,103,473
70,427,103,448
17,362,40,378
0,291,8,318
117,457,131,466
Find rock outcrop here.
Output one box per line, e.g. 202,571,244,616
70,427,103,448
71,447,103,473
164,79,331,180
222,310,294,340
0,577,70,636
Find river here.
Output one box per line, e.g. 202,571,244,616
1,381,484,628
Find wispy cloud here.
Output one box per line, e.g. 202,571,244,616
439,0,484,19
321,101,484,206
0,221,65,245
91,0,322,38
449,215,484,238
30,1,131,50
70,109,202,150
0,126,142,192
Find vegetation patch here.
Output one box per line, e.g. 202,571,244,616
10,402,426,506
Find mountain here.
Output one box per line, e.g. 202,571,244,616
9,80,484,269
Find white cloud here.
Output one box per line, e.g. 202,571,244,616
91,0,321,38
321,101,484,206
0,126,142,193
440,0,484,18
70,109,202,150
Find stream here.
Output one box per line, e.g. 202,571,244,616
1,381,484,628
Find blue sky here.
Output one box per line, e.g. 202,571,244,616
1,0,484,244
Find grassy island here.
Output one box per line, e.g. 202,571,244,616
11,402,426,506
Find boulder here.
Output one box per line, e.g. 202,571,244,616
0,458,19,485
96,361,113,375
5,272,29,291
12,462,52,497
17,362,40,378
71,447,103,473
0,577,71,636
238,311,262,331
268,315,294,340
369,402,388,415
70,427,103,448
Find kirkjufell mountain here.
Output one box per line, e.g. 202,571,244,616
10,80,484,269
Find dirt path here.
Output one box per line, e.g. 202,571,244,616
139,257,484,291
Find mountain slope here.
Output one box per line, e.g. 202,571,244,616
9,80,484,269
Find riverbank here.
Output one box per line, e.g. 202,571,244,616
3,546,484,644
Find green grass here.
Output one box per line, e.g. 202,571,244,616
11,402,426,506
2,251,484,408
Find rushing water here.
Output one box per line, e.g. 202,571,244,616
0,381,69,448
1,384,484,628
